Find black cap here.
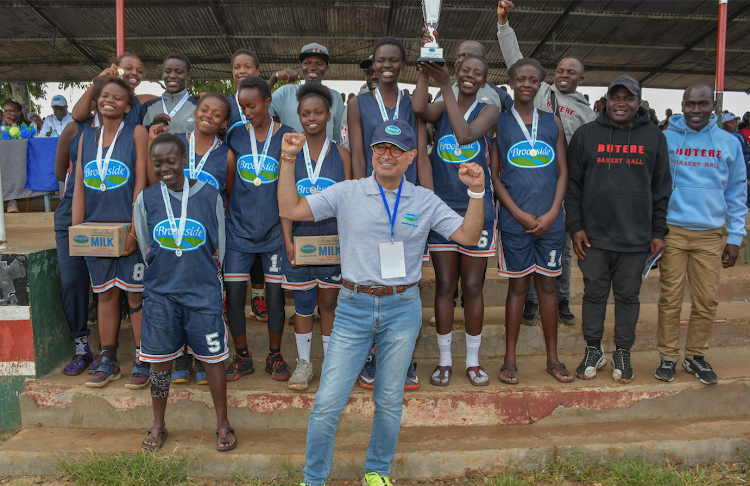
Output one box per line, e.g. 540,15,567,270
608,74,641,98
360,55,374,69
371,119,416,151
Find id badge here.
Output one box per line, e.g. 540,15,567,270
379,241,406,279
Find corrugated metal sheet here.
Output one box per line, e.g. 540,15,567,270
0,0,748,91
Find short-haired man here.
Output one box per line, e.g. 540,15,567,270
566,75,672,384
40,95,73,137
655,83,748,384
268,43,345,144
497,0,597,327
278,119,485,486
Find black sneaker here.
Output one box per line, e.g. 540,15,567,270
171,352,193,383
575,346,605,380
557,298,576,326
521,301,538,326
683,356,718,384
611,348,634,383
226,354,254,381
654,360,676,382
266,352,291,381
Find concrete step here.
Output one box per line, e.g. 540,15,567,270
20,347,750,433
2,417,750,478
103,301,750,360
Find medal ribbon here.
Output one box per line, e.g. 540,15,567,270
376,177,404,243
234,92,247,125
302,138,330,188
95,121,125,188
161,91,191,118
374,87,401,122
511,106,538,152
248,120,274,179
160,177,189,253
188,131,219,179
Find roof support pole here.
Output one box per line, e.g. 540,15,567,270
116,0,125,56
716,0,728,117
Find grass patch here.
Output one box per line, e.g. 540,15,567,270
57,450,195,486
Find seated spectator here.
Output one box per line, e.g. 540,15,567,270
40,95,73,137
2,100,27,126
738,112,750,145
27,112,43,132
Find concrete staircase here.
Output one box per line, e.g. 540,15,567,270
2,228,750,480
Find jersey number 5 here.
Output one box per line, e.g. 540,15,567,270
205,332,221,353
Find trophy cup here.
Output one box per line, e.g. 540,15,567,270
419,0,445,65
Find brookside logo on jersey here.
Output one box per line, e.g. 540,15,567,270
153,218,207,253
437,134,480,163
297,177,336,197
507,140,555,169
402,212,418,227
82,159,130,190
237,154,279,185
182,168,220,190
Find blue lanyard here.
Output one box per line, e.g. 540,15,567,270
377,177,403,243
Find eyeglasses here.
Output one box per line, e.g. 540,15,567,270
364,69,375,75
373,143,405,157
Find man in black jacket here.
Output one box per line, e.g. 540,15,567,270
565,75,671,384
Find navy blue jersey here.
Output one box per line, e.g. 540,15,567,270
176,132,229,196
356,91,418,184
125,97,143,126
432,104,494,222
282,142,345,278
226,122,293,252
62,121,93,199
142,182,223,314
225,93,245,137
80,122,138,223
496,111,564,234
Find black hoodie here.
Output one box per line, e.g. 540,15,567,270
565,106,672,253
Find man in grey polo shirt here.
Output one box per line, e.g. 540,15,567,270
268,43,345,144
278,119,485,486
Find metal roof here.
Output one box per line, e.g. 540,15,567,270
1,0,750,91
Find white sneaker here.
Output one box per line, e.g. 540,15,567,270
6,199,18,213
288,358,313,391
429,315,436,324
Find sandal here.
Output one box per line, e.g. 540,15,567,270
547,363,574,383
466,366,489,387
429,365,452,387
498,364,519,385
216,426,237,452
142,427,168,451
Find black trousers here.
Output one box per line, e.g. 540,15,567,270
577,247,647,350
55,230,91,340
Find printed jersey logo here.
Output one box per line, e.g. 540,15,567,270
507,140,555,169
183,168,220,190
297,177,336,197
437,134,480,163
153,218,207,253
237,154,279,185
385,125,401,135
73,235,89,244
300,244,316,254
402,212,418,227
83,159,130,191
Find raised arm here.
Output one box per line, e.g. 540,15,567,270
71,66,118,122
496,1,523,69
278,132,315,222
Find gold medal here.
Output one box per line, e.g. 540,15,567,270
117,68,125,76
254,178,262,186
530,149,538,157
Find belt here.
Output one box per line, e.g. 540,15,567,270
343,280,417,296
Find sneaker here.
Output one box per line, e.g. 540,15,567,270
171,352,193,383
429,315,436,325
611,348,634,383
654,360,676,382
6,199,18,213
683,356,718,384
288,359,313,390
85,356,121,388
126,355,150,389
363,472,393,486
226,354,254,381
575,346,605,380
266,352,291,381
521,301,538,326
195,359,207,385
405,362,420,390
557,298,576,326
358,351,377,389
252,296,269,322
63,343,93,376
88,353,103,375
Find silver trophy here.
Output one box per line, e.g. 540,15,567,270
419,0,445,65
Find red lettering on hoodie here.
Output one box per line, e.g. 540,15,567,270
674,147,722,160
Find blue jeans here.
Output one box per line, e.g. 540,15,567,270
303,284,422,486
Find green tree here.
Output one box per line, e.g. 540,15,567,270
0,83,46,113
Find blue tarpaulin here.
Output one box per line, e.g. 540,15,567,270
24,137,59,192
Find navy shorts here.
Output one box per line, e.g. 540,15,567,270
281,268,343,291
86,252,145,293
429,219,496,257
139,290,229,363
224,248,283,284
497,230,565,278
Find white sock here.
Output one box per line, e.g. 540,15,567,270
135,346,141,361
321,335,330,357
437,332,452,367
74,336,88,355
295,332,313,363
465,332,482,369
